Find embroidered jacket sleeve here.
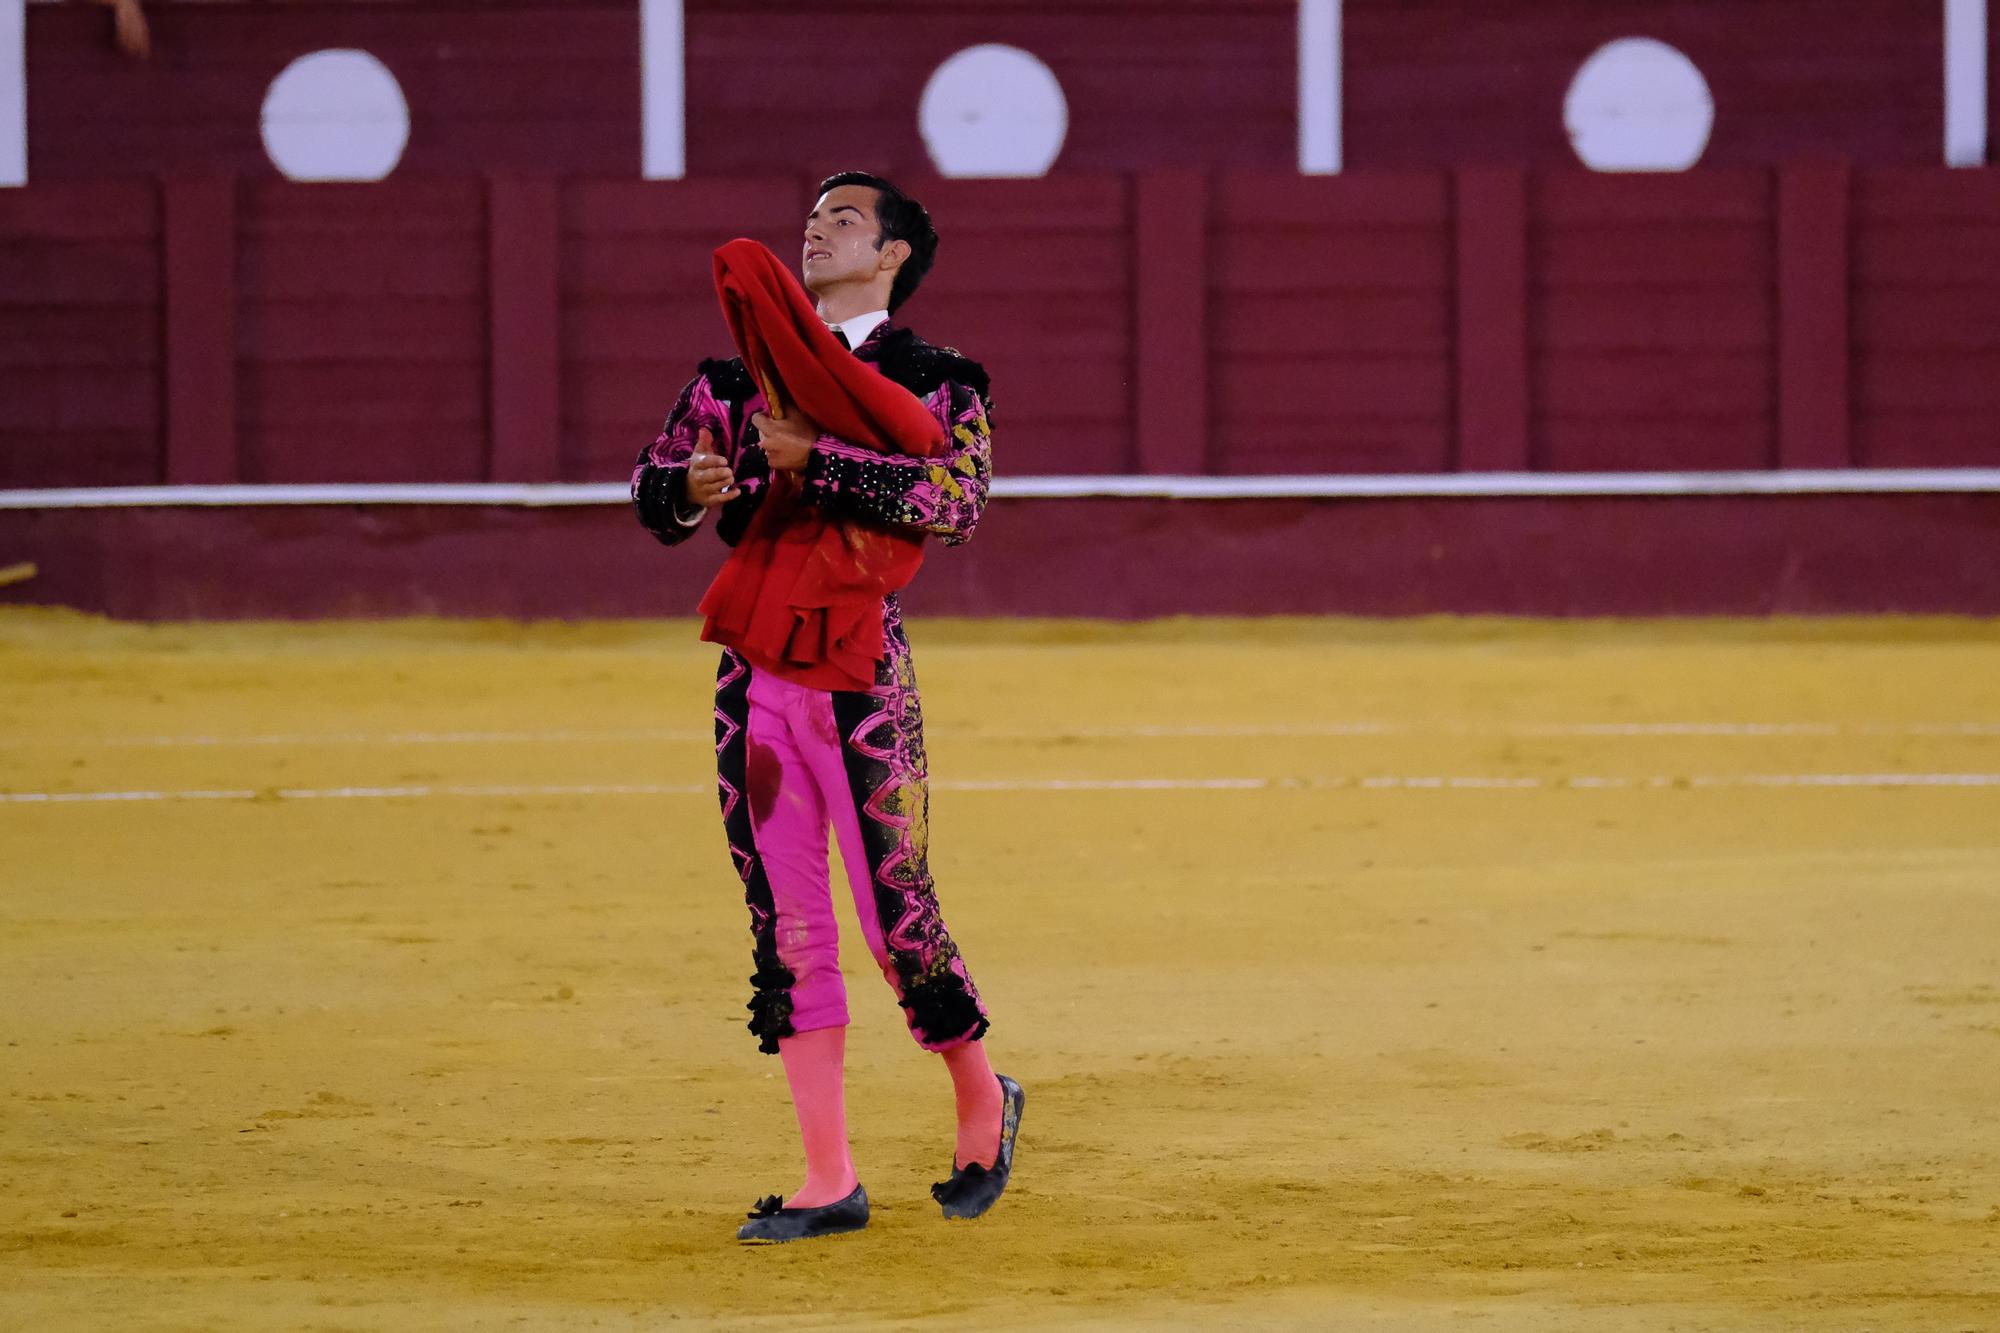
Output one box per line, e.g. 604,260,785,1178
630,366,769,548
796,379,993,547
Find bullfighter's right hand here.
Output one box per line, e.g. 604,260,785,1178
686,429,739,508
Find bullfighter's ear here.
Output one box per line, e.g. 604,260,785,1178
879,238,913,274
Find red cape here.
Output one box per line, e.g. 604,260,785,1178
696,239,946,690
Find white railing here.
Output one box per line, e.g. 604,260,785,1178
4,469,2000,509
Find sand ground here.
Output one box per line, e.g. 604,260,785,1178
2,611,1998,1331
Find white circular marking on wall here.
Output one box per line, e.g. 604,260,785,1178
261,50,411,182
1564,38,1715,172
919,45,1068,178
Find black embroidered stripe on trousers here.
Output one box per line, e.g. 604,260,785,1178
826,604,989,1050
712,648,795,1053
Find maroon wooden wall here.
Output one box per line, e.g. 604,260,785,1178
1211,173,1454,475
23,0,1969,182
1531,170,1776,472
682,0,1299,179
1851,170,2000,469
0,184,162,487
24,0,1302,182
12,492,2000,620
6,165,2000,491
1344,0,1945,170
26,2,640,182
8,1,1999,491
236,181,490,482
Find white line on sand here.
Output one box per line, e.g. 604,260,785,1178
4,721,1998,749
4,773,1999,805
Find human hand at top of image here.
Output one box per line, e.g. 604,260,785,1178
686,428,739,508
751,410,820,474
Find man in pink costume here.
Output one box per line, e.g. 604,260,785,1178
631,173,1023,1243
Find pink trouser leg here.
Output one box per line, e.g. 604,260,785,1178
750,669,903,995
744,672,847,1035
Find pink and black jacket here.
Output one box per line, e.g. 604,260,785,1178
631,321,994,554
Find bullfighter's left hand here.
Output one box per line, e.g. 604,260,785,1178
752,411,818,473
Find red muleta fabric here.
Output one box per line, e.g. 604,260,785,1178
697,238,946,690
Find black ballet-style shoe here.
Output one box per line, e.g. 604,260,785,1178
735,1183,870,1244
931,1074,1024,1220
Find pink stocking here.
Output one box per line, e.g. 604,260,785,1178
943,1039,1004,1170
777,1026,858,1208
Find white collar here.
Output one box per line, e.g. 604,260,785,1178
830,309,890,348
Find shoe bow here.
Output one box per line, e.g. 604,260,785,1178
748,1194,785,1218
930,1162,990,1204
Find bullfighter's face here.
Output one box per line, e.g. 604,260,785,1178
802,184,899,300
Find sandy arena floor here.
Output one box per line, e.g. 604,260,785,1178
2,610,1998,1331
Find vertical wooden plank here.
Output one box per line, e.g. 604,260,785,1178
1297,0,1342,174
1777,161,1852,469
162,176,237,484
1134,169,1208,475
487,173,560,482
1945,0,1989,166
2,0,23,186
1453,165,1528,472
641,0,686,179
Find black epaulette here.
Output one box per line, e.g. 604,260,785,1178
871,328,993,410
697,356,758,403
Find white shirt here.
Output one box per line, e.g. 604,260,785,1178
830,308,890,348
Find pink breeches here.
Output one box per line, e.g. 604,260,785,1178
742,667,900,1034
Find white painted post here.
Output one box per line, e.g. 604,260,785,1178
640,0,685,179
1945,0,1989,166
2,0,25,186
1298,0,1341,174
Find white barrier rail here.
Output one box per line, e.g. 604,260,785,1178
4,470,2000,510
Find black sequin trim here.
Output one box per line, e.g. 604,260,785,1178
746,963,799,1055
866,329,993,418
899,966,990,1049
698,356,758,402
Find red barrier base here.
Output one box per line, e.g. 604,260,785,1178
2,494,1997,619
